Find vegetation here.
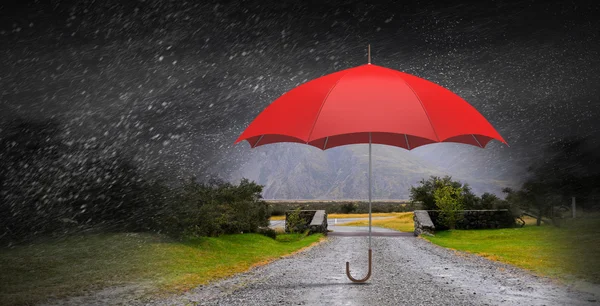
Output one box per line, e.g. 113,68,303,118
409,175,515,212
340,212,415,232
0,118,314,304
0,232,323,305
0,118,272,246
410,176,476,210
340,202,359,213
270,212,404,221
268,200,410,216
161,177,269,238
501,137,600,226
285,208,304,233
434,185,464,230
424,216,600,284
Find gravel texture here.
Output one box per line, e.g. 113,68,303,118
143,232,600,306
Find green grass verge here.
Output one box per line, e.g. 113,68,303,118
423,217,600,284
339,212,415,232
0,232,323,305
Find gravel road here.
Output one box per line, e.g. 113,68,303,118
146,230,600,306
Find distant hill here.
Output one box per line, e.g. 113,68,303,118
227,143,515,200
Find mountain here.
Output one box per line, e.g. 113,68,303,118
226,143,515,200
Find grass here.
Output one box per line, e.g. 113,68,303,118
0,232,323,305
270,212,404,221
338,212,415,232
423,216,600,284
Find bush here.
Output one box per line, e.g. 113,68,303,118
257,227,277,239
434,185,464,230
409,176,480,210
269,205,286,216
285,208,304,234
160,177,269,238
480,192,506,210
340,202,358,214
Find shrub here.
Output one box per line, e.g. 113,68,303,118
410,175,479,210
434,184,464,230
480,192,504,209
257,227,277,239
340,202,358,214
285,208,304,234
160,177,269,238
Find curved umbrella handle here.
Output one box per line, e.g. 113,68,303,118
346,249,372,283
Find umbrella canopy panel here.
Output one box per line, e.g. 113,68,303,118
235,64,506,151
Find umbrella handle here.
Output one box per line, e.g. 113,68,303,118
346,249,372,283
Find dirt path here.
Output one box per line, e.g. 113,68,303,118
143,231,599,306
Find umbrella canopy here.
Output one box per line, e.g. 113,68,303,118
235,51,507,283
234,63,507,150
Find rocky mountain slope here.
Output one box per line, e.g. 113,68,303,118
227,143,515,200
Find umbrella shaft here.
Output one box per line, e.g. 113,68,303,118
369,132,372,249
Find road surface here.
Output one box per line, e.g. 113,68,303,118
147,227,600,306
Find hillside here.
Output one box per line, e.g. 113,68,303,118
227,143,514,199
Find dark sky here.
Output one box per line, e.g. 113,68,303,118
1,0,599,187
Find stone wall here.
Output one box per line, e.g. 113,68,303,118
308,210,328,235
413,210,435,236
413,210,515,235
285,210,328,235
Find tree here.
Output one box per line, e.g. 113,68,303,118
480,192,503,209
504,136,600,226
409,175,479,210
501,188,524,218
434,185,464,230
162,177,269,237
285,208,304,234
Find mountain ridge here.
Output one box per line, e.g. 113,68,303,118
225,143,515,199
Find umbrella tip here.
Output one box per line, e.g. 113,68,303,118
368,44,371,64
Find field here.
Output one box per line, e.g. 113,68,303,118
424,216,600,284
337,212,415,232
0,232,322,305
270,212,405,221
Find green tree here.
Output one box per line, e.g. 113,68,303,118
434,185,464,230
285,208,304,234
410,176,479,210
162,177,268,238
480,192,503,209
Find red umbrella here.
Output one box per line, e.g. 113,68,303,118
235,46,507,282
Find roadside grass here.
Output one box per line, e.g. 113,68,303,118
270,212,404,221
339,212,415,232
424,217,600,284
0,232,322,306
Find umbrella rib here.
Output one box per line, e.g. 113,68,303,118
306,70,353,143
404,134,411,150
323,137,329,150
385,68,441,142
252,135,264,148
472,134,483,148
